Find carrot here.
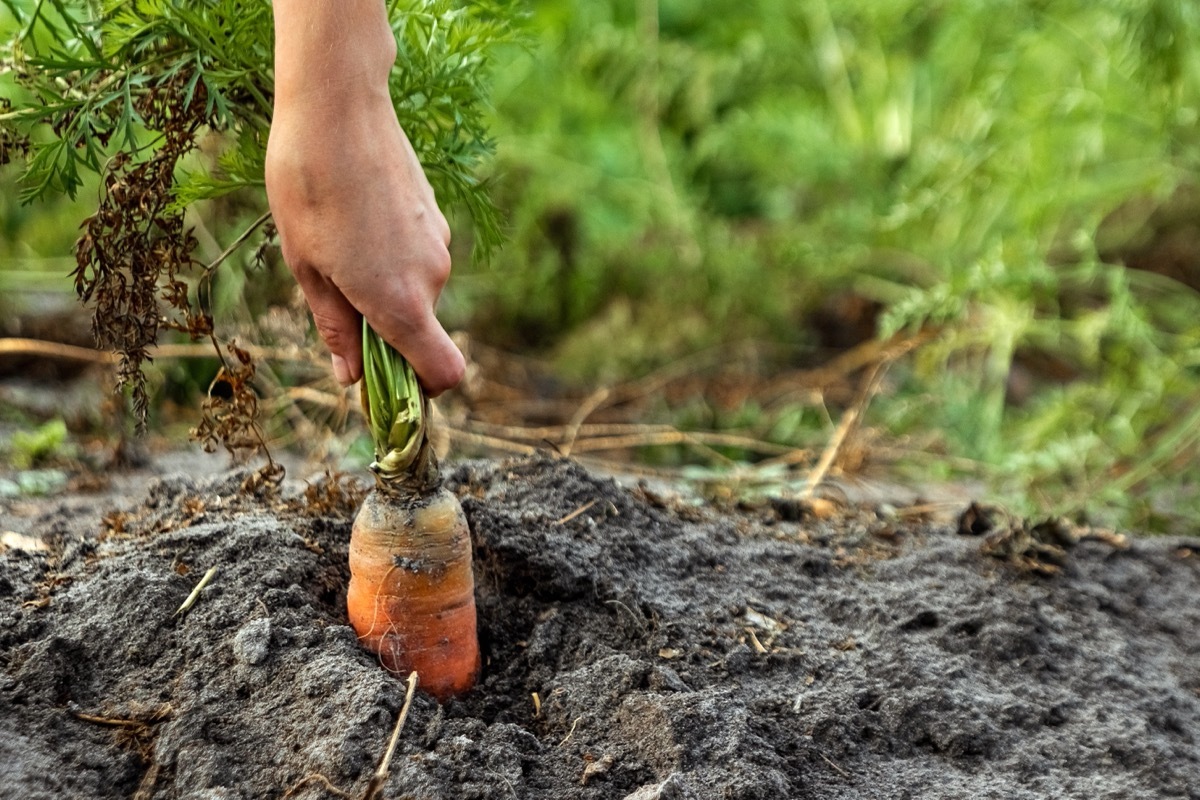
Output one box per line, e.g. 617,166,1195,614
346,323,480,702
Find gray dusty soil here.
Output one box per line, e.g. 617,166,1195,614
1,455,1199,799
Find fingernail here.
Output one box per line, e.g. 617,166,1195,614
331,354,351,386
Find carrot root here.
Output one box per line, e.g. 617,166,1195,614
347,486,480,702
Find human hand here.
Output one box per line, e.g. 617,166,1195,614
265,0,465,395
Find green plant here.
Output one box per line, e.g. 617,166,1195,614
456,0,1200,530
7,417,69,468
5,0,1200,532
1,0,516,432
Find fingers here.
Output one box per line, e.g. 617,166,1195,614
287,241,463,394
356,288,466,397
292,264,364,387
268,111,462,396
392,319,465,398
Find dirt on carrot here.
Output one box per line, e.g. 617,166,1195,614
1,454,1199,799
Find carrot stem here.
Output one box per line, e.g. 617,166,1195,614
361,321,437,491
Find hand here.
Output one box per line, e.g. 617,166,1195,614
265,1,465,395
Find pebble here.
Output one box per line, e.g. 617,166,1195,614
232,618,271,666
622,773,697,800
723,643,752,673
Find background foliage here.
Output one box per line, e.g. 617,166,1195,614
3,0,1200,531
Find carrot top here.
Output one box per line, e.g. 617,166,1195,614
361,321,438,492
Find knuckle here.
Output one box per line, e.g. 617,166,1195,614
387,293,428,333
309,309,353,353
427,244,452,289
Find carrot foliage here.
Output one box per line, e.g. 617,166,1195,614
0,0,518,431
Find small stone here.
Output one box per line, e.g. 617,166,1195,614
581,754,614,785
0,531,49,552
622,773,698,800
723,643,752,673
232,618,271,666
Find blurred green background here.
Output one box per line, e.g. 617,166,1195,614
3,0,1199,531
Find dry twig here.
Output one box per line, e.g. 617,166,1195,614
280,773,353,800
560,386,611,457
552,500,597,526
558,716,582,747
745,628,768,655
361,671,420,800
0,337,314,364
174,566,218,617
819,751,851,779
800,358,890,499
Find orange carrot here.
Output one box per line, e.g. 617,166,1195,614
347,322,479,701
347,485,479,701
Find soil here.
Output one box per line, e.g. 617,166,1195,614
1,454,1199,800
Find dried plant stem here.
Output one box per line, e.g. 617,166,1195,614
794,333,931,496
558,717,582,747
552,500,597,526
819,751,852,779
560,386,611,457
0,337,317,365
281,774,353,800
800,360,889,500
174,566,218,617
445,428,543,456
361,671,420,800
0,338,113,364
200,210,272,276
71,711,149,728
453,422,801,458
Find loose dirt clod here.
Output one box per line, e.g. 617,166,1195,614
959,504,1132,575
581,754,615,785
1,456,1199,799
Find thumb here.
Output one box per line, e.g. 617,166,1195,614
295,270,364,387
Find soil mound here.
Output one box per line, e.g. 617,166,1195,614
1,456,1198,799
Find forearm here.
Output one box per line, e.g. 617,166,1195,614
271,0,396,108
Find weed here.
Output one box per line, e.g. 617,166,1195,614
7,418,69,469
463,0,1200,530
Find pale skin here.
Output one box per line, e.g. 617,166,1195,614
265,0,465,395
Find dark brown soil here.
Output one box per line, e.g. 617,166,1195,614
1,455,1199,799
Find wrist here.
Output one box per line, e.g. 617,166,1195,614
272,0,397,109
